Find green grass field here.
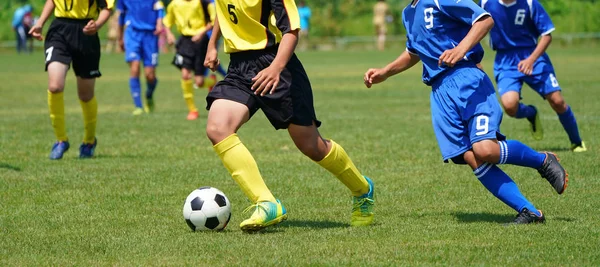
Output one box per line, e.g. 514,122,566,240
1,46,599,266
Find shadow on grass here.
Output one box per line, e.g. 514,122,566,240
537,147,572,152
0,163,22,171
281,219,349,229
453,212,514,223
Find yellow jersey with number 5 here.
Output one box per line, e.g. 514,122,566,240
53,0,114,20
215,0,300,53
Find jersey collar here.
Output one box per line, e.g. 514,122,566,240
498,0,518,7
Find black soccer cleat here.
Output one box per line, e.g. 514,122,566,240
512,208,545,224
537,152,568,194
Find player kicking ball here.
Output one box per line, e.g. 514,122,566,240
481,0,586,152
364,0,567,224
29,0,113,159
204,0,374,232
163,0,217,121
117,0,165,115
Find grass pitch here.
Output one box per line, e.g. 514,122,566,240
1,46,599,265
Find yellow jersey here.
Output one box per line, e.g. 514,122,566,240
53,0,114,20
215,0,300,53
164,0,210,37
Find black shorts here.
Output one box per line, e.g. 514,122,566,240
206,46,321,130
172,35,208,75
44,18,101,78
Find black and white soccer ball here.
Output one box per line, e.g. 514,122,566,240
183,187,232,231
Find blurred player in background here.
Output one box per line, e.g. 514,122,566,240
297,0,312,51
29,0,113,159
164,0,217,121
200,0,225,81
12,4,33,53
105,10,122,53
373,0,390,51
117,0,165,115
364,0,567,224
481,0,586,152
204,0,374,232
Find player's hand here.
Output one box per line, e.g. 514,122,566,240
204,46,220,72
518,58,535,76
166,32,176,46
363,68,388,88
29,24,44,41
251,65,282,96
82,20,98,35
118,38,125,52
191,34,202,43
154,23,163,36
438,47,467,67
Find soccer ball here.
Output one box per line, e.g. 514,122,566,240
183,187,232,231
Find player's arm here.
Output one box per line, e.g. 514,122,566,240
204,15,221,71
518,34,551,76
83,0,112,35
251,0,301,96
518,0,555,75
364,50,420,88
191,25,212,42
439,15,493,67
154,1,166,35
117,1,126,49
163,3,177,45
29,0,55,41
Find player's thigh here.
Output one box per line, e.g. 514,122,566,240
524,71,561,98
124,28,142,63
496,72,523,97
206,99,251,143
44,25,72,92
72,34,102,79
47,62,70,92
141,32,159,67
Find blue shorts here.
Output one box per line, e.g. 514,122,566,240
431,67,505,162
495,70,561,98
124,27,159,67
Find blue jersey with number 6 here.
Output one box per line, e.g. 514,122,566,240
402,0,489,85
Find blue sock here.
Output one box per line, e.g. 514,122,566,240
498,140,546,169
146,78,158,99
129,77,143,108
558,106,582,145
474,163,540,215
515,103,536,119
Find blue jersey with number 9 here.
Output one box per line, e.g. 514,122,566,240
402,0,490,85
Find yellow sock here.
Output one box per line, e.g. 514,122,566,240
48,91,68,141
204,75,216,89
214,134,276,203
181,79,197,112
317,140,369,196
79,96,97,144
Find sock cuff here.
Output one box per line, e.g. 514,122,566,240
558,105,572,116
498,140,508,164
316,140,339,164
48,90,64,96
147,78,158,85
79,96,97,105
474,162,494,179
129,77,141,83
213,134,241,154
181,79,193,85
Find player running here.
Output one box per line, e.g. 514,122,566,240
203,0,374,232
364,0,567,224
117,0,165,115
481,0,586,152
29,0,113,159
163,0,217,120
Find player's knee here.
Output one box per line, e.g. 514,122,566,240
145,72,156,83
472,142,498,163
48,82,64,93
549,97,567,113
206,122,234,145
295,141,324,161
502,102,518,117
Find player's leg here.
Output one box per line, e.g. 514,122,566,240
288,123,374,226
544,84,585,152
47,62,71,159
124,28,144,115
76,76,98,158
497,74,542,140
142,32,159,113
181,68,199,120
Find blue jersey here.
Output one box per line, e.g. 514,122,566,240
117,0,165,31
481,0,554,51
298,6,312,30
403,0,489,85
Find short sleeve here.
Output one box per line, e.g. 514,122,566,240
530,0,555,36
406,35,418,55
438,0,490,25
163,2,174,28
271,0,301,34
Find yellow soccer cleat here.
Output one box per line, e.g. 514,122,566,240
132,107,145,116
351,176,374,227
527,106,543,140
240,200,287,232
572,141,587,152
144,98,155,113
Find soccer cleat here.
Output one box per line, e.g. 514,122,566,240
240,199,287,232
526,105,543,140
79,138,97,159
511,208,545,224
49,141,70,160
351,176,375,227
132,108,145,116
144,98,155,113
187,111,199,120
571,141,587,152
537,152,568,194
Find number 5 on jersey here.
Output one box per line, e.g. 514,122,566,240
228,4,238,24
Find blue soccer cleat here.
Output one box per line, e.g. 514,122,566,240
351,176,375,226
79,138,97,159
49,141,70,160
